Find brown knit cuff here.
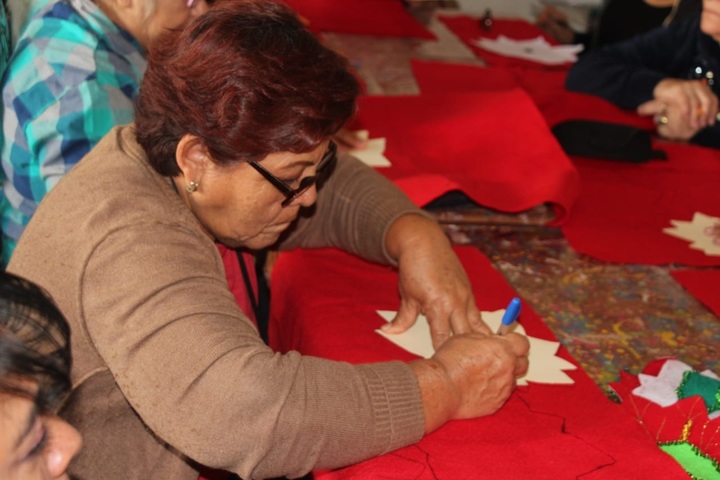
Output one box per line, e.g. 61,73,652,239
356,361,425,453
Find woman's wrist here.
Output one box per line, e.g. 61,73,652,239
409,358,459,433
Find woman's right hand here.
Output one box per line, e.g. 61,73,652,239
410,331,529,433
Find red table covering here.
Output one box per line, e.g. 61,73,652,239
437,16,572,69
671,269,720,317
562,143,720,266
348,91,580,224
269,246,688,479
282,0,435,39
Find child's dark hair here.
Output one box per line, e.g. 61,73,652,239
0,270,72,413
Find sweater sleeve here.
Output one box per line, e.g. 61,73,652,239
81,225,424,479
278,153,431,264
565,16,700,110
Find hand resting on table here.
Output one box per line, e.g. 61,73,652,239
638,78,719,140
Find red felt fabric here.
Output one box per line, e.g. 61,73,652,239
282,0,435,39
347,91,580,224
437,16,572,69
671,269,720,316
411,58,720,266
411,59,653,129
562,143,720,266
269,246,688,479
411,59,521,93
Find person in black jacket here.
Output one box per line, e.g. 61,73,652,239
565,2,720,149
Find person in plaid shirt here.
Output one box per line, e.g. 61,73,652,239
0,0,208,265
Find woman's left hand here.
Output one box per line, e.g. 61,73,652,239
640,79,719,137
383,213,491,349
638,98,699,141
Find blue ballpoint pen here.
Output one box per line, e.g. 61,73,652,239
497,297,522,335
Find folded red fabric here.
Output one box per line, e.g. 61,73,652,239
282,0,435,39
268,246,688,479
438,16,572,69
348,91,580,224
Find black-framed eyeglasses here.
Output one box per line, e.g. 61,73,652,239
248,141,337,207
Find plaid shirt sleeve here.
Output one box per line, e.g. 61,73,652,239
0,0,145,263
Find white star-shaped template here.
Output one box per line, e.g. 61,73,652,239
347,129,391,167
663,212,720,256
375,309,577,385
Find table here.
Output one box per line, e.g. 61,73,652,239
265,4,719,478
268,247,690,479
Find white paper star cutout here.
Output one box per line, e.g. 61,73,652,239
348,129,391,167
663,212,720,256
375,309,577,385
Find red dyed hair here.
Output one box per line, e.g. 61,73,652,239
135,0,360,176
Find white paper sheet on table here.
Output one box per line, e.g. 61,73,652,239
348,129,391,167
663,212,720,256
472,35,583,65
375,309,577,385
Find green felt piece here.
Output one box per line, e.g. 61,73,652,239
676,371,720,413
659,442,720,480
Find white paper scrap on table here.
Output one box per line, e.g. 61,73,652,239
472,35,583,65
347,129,391,167
375,309,577,385
663,212,720,256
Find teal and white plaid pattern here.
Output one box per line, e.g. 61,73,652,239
0,0,146,264
0,1,10,78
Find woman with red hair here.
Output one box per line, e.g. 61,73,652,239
9,1,528,479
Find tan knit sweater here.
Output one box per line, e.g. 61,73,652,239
9,125,425,480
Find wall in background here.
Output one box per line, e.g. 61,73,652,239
454,0,603,31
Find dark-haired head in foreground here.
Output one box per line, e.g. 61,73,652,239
0,270,81,479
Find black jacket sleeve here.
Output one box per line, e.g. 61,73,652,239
565,16,702,110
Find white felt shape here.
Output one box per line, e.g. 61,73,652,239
633,359,720,418
347,130,391,168
375,309,577,386
663,212,720,256
472,35,583,65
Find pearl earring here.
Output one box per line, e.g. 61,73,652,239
185,181,199,193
